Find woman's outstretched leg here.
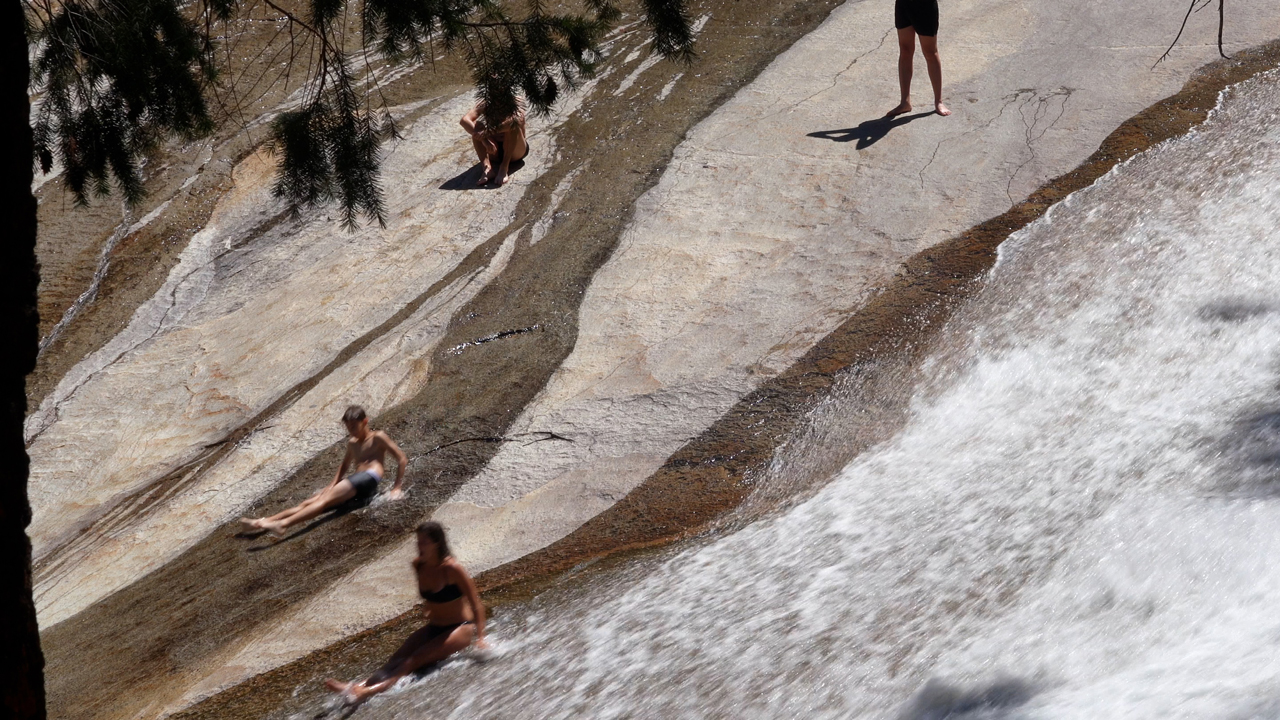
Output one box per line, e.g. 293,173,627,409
323,625,437,700
326,624,475,704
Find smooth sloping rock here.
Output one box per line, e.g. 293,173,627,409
30,93,553,626
29,0,1280,715
435,0,1280,571
173,3,1280,705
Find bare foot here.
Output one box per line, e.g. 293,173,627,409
935,101,951,117
476,160,493,186
260,520,286,538
495,168,509,187
239,517,262,531
324,679,364,706
885,101,912,118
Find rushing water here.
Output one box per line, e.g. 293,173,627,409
338,70,1280,719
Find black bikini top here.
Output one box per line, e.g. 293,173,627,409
420,584,463,603
414,557,464,603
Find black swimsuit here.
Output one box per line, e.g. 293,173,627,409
420,584,463,603
895,0,939,36
493,139,529,164
418,583,471,639
346,470,380,500
416,620,473,641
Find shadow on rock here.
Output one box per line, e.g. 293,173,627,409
440,160,526,190
1214,407,1280,495
898,677,1036,720
1197,298,1273,323
1227,696,1280,719
807,111,934,149
1199,300,1280,496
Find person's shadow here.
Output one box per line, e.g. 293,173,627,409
807,111,935,149
440,159,526,190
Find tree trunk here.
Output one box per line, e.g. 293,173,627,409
1,0,47,718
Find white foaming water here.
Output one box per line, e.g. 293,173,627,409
364,70,1280,719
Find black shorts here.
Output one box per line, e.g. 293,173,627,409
493,139,529,163
346,471,380,500
895,0,939,36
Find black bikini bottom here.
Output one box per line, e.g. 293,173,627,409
422,620,474,641
493,139,530,163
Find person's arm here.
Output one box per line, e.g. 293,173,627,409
454,562,487,647
461,107,497,155
327,441,353,493
459,106,481,136
413,558,432,622
379,432,410,499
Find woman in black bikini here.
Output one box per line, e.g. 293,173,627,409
460,100,528,187
325,522,488,704
887,0,951,117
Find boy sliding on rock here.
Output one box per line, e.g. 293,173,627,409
241,405,408,537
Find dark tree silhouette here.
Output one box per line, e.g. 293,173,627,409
3,2,44,717
4,0,692,717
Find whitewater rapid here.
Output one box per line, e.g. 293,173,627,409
343,69,1280,719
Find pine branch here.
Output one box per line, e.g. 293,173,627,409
1155,0,1226,67
419,431,573,458
1217,0,1226,59
261,0,323,40
25,0,696,227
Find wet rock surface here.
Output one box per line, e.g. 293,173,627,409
29,0,1280,717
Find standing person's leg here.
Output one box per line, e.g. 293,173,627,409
887,27,917,117
918,34,950,116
